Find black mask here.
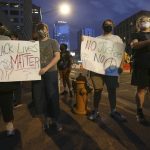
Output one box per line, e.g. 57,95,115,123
103,25,113,33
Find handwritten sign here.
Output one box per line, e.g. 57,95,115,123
0,40,41,82
81,36,125,76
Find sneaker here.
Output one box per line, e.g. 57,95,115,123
6,129,15,136
110,111,126,122
55,122,63,132
43,118,53,130
14,103,23,108
6,122,15,136
61,90,68,95
43,119,63,132
43,123,50,130
88,111,100,121
136,110,146,123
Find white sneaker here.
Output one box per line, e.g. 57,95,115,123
6,122,15,136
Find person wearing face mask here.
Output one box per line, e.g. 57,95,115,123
88,19,126,122
130,16,150,124
32,23,62,131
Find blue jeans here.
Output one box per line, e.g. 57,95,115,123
32,71,60,120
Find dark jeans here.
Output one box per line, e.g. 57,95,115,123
13,82,22,104
32,71,60,120
92,75,118,112
0,92,14,122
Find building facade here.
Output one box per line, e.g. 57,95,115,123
80,27,95,37
0,0,32,40
32,4,42,31
114,10,150,54
53,21,70,50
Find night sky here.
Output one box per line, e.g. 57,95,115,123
32,0,150,50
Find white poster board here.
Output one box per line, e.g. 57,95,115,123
81,36,125,76
0,40,41,82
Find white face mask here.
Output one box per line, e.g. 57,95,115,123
140,22,150,29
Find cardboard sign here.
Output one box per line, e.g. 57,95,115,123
0,40,41,82
81,36,125,76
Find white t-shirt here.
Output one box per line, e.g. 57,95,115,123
97,34,123,44
0,35,10,40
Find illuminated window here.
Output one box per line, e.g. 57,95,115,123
0,2,9,7
32,9,39,14
10,18,19,23
10,3,19,8
16,26,21,29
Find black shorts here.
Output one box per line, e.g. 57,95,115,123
131,68,150,87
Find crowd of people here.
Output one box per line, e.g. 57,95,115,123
0,14,150,137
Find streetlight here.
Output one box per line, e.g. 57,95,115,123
42,2,71,16
58,2,71,16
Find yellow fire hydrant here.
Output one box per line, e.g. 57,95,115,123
73,73,90,115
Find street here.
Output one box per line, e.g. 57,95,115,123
0,72,150,150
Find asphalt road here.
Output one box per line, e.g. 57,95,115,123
0,71,149,150
70,69,150,115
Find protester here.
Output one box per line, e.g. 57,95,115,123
32,23,62,131
130,15,150,123
0,25,16,136
32,29,39,41
88,19,126,122
57,43,73,97
30,30,39,108
10,32,22,108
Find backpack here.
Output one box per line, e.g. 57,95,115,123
58,51,71,70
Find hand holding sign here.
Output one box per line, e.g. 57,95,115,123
81,36,125,76
0,40,41,82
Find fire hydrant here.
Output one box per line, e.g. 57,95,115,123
73,73,91,115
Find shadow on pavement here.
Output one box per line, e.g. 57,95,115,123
60,94,75,109
45,110,100,150
0,129,22,150
113,118,149,150
98,118,128,149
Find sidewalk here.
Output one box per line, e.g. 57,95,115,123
0,89,150,150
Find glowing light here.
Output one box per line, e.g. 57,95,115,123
59,3,71,16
